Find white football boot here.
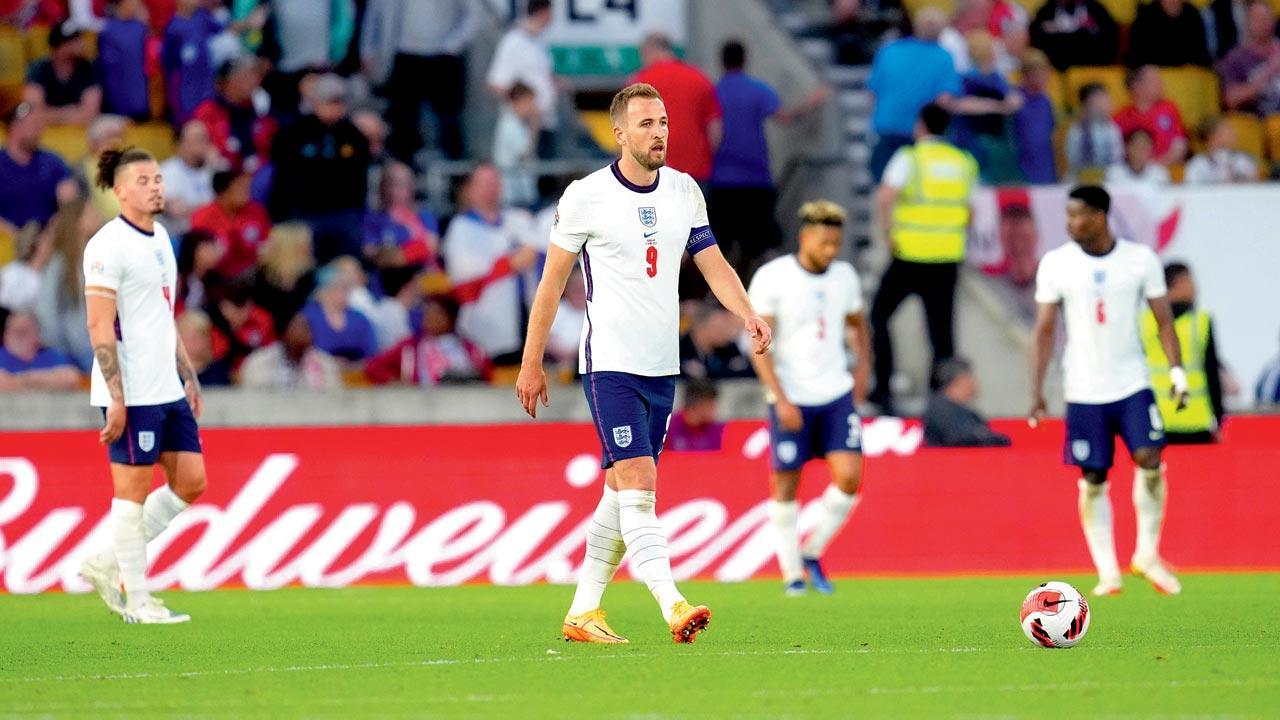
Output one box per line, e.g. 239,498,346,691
79,555,125,616
122,597,191,624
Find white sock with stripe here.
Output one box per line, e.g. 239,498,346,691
617,489,685,622
111,498,151,607
568,486,626,616
1078,479,1121,581
96,485,191,569
801,485,860,559
767,500,804,584
1132,465,1167,563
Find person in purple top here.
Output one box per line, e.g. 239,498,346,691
710,40,828,279
163,0,221,125
664,378,726,452
0,103,78,237
98,0,152,121
1012,50,1058,184
0,312,82,391
300,260,378,364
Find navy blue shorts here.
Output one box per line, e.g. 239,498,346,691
583,371,676,470
103,399,203,466
768,393,863,472
1064,388,1164,471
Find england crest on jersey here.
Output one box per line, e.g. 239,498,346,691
612,425,633,448
638,207,657,228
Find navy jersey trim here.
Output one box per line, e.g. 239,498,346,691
117,215,155,237
610,160,659,194
581,250,594,373
687,225,717,256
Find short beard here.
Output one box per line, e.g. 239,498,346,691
630,147,665,172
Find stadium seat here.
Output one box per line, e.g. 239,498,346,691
1265,114,1280,163
1226,113,1265,164
342,368,371,388
579,110,614,153
1169,162,1185,183
1159,67,1220,134
1063,66,1128,113
1097,0,1138,25
124,121,176,159
0,226,14,267
489,365,521,386
43,123,89,163
23,25,50,64
0,27,25,116
148,70,166,120
901,0,957,17
421,270,451,296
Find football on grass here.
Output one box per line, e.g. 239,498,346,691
1020,581,1090,648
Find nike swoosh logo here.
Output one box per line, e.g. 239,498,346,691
643,231,658,238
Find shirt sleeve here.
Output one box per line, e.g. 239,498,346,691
548,180,591,254
881,147,913,189
746,265,778,317
844,265,865,315
763,83,782,117
485,36,516,90
1142,248,1167,298
82,237,123,292
686,180,717,256
1033,253,1060,304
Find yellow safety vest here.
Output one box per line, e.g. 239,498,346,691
1140,309,1215,433
890,140,978,263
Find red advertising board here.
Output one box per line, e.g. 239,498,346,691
1,417,1277,594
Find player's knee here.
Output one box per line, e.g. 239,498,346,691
175,468,207,503
770,474,800,501
1081,470,1108,489
1133,448,1162,471
832,471,861,495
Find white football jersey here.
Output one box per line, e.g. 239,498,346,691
749,255,864,406
550,162,714,376
83,216,184,407
1034,239,1167,404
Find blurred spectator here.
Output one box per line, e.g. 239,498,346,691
239,312,342,389
828,0,901,65
0,312,81,391
257,0,355,115
1114,65,1189,166
1029,0,1120,70
442,164,540,365
0,223,49,312
922,357,1011,447
952,31,1022,183
1012,49,1057,184
175,228,222,313
161,120,221,234
866,8,960,181
994,202,1040,287
301,258,378,364
98,0,150,121
254,223,318,333
35,198,98,371
1184,116,1260,183
631,32,722,184
1256,331,1280,405
989,0,1031,57
487,0,557,158
82,113,127,221
1106,128,1173,185
207,276,277,367
1207,0,1280,60
1065,82,1125,180
546,265,585,370
711,40,827,278
0,103,78,236
1219,0,1280,117
941,0,1016,75
492,82,540,208
270,73,370,262
364,296,487,385
361,0,479,163
175,309,232,386
162,0,221,124
665,378,725,452
679,304,754,379
192,56,277,171
192,168,272,279
361,265,423,350
352,109,389,208
363,161,441,272
24,23,102,126
1127,0,1211,67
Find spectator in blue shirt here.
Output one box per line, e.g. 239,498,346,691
163,0,222,125
710,40,829,278
1013,49,1058,184
0,103,78,237
301,258,378,364
98,0,151,121
867,7,961,181
0,312,82,391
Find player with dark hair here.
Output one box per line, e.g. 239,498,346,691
79,146,208,623
1030,185,1186,597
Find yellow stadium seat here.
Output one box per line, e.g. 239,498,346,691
1052,122,1069,177
1264,114,1280,162
1225,113,1265,163
124,121,176,159
902,0,956,16
43,123,89,163
1098,0,1138,25
1168,162,1185,183
0,226,14,267
342,368,371,388
82,31,96,61
1063,66,1129,113
24,25,50,64
579,110,615,153
489,365,521,386
1159,66,1220,134
0,27,25,85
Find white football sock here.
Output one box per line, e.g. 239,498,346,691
767,500,804,584
1078,480,1121,581
95,485,191,569
801,485,860,559
1132,465,1167,563
568,486,626,616
111,498,151,606
617,489,685,621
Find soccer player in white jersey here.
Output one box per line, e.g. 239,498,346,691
77,147,208,624
1030,185,1187,597
516,83,771,644
747,200,871,596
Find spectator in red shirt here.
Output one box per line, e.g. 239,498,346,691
191,168,273,279
665,377,725,452
364,296,488,386
1114,65,1188,165
205,276,277,370
630,32,722,183
192,57,277,172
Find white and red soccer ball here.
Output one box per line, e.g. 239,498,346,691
1020,581,1091,648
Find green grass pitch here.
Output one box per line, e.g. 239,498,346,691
2,573,1277,718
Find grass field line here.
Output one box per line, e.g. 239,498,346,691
2,643,1265,686
755,676,1280,697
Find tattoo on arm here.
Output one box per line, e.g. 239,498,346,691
177,342,201,392
94,343,125,403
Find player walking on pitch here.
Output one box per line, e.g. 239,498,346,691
516,83,771,644
78,147,208,623
1030,185,1186,597
747,200,871,596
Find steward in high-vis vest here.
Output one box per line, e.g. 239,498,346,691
1140,262,1225,443
870,103,978,412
